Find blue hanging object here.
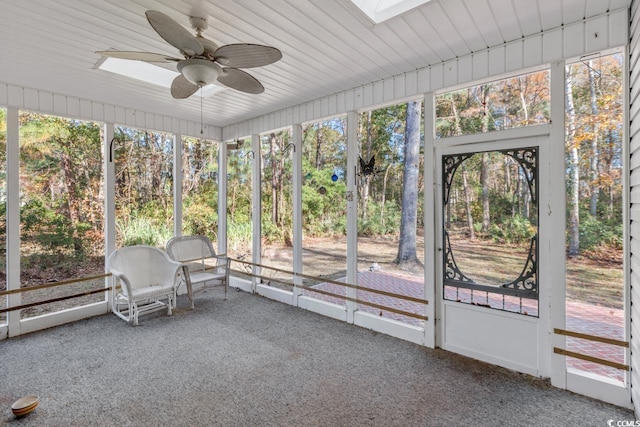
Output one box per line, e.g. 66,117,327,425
331,173,338,182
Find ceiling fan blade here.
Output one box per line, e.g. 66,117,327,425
146,10,204,56
96,50,180,62
196,36,219,59
171,74,199,99
214,44,282,68
217,68,264,94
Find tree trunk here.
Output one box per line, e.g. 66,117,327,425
519,76,529,124
60,151,82,254
359,111,373,220
462,166,475,239
588,61,600,217
270,133,279,225
504,156,511,195
521,169,530,219
480,152,490,232
395,100,422,266
451,95,463,135
381,165,392,230
182,139,191,194
480,86,490,232
315,124,322,169
566,65,580,255
607,129,615,219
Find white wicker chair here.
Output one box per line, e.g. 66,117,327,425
107,245,182,325
166,235,230,309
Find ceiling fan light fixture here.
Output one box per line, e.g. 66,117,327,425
98,10,281,97
178,58,221,86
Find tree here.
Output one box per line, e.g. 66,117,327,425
301,119,347,237
565,65,580,255
480,86,491,232
588,61,600,216
395,100,423,267
564,54,623,254
358,110,374,220
20,114,103,255
461,164,476,239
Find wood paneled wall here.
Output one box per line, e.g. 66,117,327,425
223,9,627,139
629,0,640,416
0,83,221,141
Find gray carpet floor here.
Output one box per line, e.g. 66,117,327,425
0,288,634,426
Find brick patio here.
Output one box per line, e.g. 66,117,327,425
307,270,626,383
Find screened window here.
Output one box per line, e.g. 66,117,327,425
19,112,105,318
227,139,253,267
436,70,550,138
114,126,173,248
564,52,625,381
442,148,538,316
181,136,219,242
260,129,294,289
355,100,426,324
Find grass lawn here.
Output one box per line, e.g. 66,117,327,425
449,235,623,309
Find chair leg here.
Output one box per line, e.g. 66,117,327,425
132,302,139,326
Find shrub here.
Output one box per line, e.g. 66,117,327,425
358,201,401,236
183,202,218,236
488,214,536,243
261,218,281,243
116,215,172,247
21,198,74,252
578,214,623,251
227,221,252,253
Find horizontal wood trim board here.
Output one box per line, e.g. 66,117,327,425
554,347,629,371
230,259,428,304
0,273,112,296
232,269,427,321
553,328,628,347
300,285,428,321
0,287,109,314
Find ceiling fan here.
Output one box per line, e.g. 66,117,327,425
96,10,282,99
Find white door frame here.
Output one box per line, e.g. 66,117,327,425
434,130,551,377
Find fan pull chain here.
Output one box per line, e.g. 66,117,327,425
200,87,204,135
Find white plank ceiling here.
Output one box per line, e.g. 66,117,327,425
0,0,631,128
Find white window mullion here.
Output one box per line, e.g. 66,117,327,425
346,110,358,323
292,124,303,303
173,134,182,237
6,107,20,336
104,123,116,312
251,134,261,293
218,140,228,255
548,60,567,387
424,92,436,348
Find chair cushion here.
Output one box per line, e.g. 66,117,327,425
128,283,175,300
177,271,225,296
189,271,225,283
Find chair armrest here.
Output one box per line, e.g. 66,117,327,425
109,268,133,296
214,254,230,266
156,259,185,287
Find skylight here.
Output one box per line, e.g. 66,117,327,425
349,0,432,23
96,57,225,98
